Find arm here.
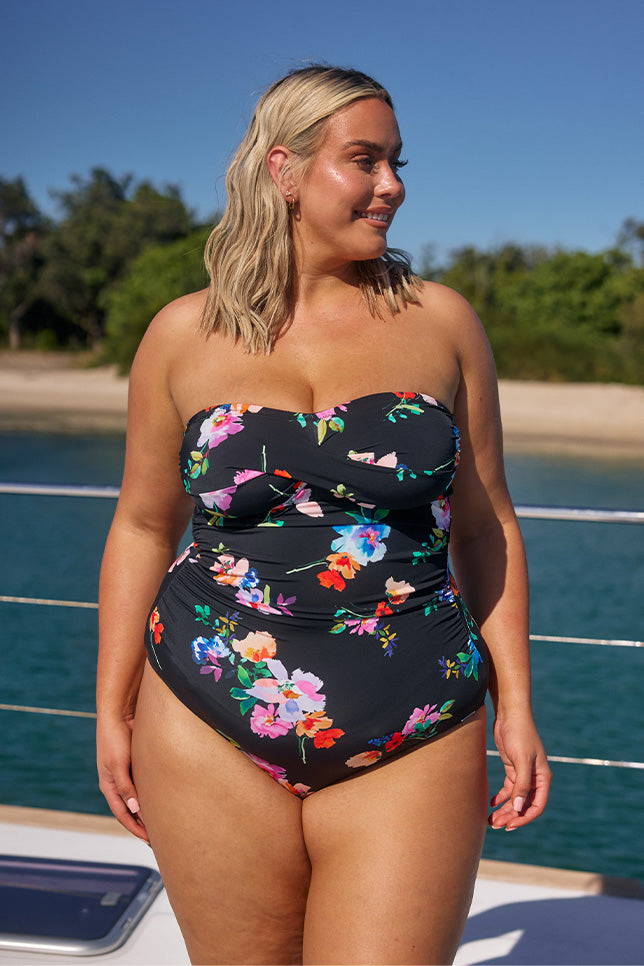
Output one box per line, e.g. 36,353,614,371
97,306,194,839
445,290,551,830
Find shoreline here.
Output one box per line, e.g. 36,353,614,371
1,353,643,455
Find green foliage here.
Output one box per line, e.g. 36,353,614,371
0,177,50,348
420,231,644,383
103,229,209,372
37,168,197,346
1,168,643,385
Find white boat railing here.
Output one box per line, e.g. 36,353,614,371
1,482,642,771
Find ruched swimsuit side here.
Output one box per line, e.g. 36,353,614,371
146,391,488,797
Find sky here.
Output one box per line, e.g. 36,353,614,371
2,0,642,268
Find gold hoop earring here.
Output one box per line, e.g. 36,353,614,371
285,192,296,211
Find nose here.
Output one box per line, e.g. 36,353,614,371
375,162,405,202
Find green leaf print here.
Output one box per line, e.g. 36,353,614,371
237,666,252,688
195,604,211,624
317,420,327,444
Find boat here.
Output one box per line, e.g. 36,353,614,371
1,484,643,964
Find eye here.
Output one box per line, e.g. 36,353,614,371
354,155,375,167
392,158,408,171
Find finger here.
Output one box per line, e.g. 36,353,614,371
489,778,513,807
110,794,151,842
99,770,150,842
508,754,535,815
488,798,517,829
510,762,553,827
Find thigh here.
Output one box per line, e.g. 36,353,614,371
301,708,488,966
132,662,311,965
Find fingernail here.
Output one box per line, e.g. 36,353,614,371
505,825,519,831
126,797,140,813
513,796,525,813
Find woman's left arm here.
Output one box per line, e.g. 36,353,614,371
445,289,552,830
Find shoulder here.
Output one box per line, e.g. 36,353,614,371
414,280,480,325
405,280,491,362
131,289,207,373
128,288,208,415
140,288,209,353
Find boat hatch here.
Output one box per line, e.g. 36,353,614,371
0,854,164,956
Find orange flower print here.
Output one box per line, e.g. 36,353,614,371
313,728,345,749
318,569,346,591
345,749,382,768
232,630,277,663
326,552,361,579
385,577,415,606
375,600,393,617
149,608,164,645
296,711,334,737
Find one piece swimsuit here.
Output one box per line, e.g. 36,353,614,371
146,391,488,797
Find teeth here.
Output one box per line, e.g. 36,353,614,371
358,211,389,222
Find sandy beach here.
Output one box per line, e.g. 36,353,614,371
1,352,643,455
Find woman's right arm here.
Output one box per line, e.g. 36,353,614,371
97,306,194,839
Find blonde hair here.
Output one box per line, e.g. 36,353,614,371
201,65,422,352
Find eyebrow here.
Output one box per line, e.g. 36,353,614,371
342,139,403,154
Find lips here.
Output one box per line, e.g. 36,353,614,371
356,210,392,225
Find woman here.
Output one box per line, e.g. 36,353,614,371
97,65,551,965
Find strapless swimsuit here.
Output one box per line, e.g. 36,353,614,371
146,391,488,797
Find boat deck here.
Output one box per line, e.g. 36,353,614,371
0,806,642,965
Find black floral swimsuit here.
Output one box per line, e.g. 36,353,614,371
146,391,488,796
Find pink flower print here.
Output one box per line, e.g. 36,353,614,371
196,405,245,449
168,543,196,572
348,450,398,468
292,483,323,518
431,497,451,530
419,393,438,406
201,485,237,512
233,468,264,485
344,617,379,635
385,577,415,606
247,659,326,722
287,781,312,798
402,704,441,737
315,404,348,419
331,522,390,565
345,749,382,768
210,554,255,588
250,703,294,738
242,752,288,783
232,630,277,663
235,586,281,614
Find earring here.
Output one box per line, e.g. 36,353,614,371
285,191,296,211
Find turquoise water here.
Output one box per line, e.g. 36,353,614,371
1,431,643,883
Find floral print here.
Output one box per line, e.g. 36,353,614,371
146,392,488,796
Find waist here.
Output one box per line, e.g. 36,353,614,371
175,514,452,621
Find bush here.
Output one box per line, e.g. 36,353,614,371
103,229,209,373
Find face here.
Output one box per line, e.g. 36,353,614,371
292,97,406,271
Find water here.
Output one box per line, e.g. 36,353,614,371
1,430,643,883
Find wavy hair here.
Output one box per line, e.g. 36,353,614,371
201,64,422,352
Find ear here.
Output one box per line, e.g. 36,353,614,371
266,145,297,197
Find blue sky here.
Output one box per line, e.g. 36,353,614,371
2,0,642,267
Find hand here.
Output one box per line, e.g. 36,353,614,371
488,712,552,830
96,713,150,842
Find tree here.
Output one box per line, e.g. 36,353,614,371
38,168,196,347
0,177,47,348
103,228,210,372
617,217,644,266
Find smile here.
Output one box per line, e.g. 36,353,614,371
356,210,391,224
